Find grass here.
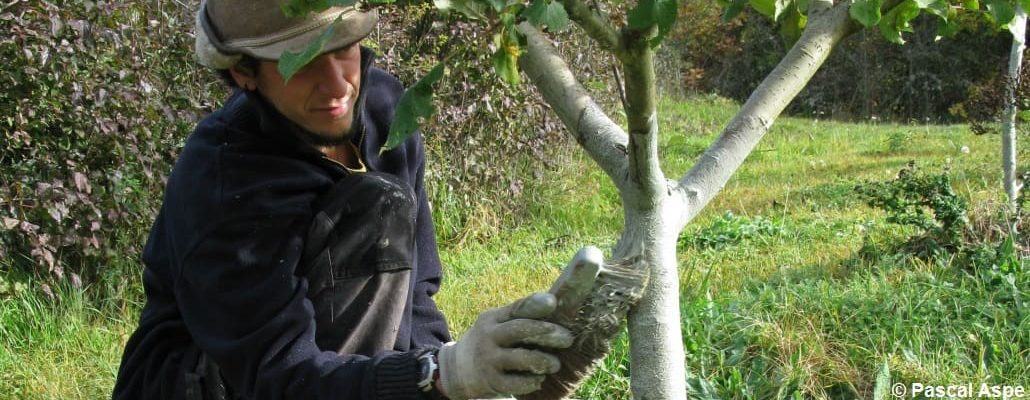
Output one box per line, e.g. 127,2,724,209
0,276,136,399
2,94,1027,399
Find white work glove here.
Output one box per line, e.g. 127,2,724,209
438,292,574,400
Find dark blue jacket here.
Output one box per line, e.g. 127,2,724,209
113,49,451,400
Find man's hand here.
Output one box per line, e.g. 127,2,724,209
438,293,573,399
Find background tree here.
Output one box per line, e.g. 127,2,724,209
1002,4,1025,210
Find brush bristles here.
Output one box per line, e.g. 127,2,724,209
517,257,649,400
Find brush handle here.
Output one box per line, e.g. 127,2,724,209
548,246,602,322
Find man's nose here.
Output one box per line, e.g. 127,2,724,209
312,55,349,98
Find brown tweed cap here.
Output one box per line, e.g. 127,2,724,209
197,0,377,63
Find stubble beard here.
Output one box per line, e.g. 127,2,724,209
297,113,357,147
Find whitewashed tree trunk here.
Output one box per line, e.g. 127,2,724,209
518,0,857,397
1003,5,1026,210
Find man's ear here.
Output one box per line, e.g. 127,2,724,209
228,64,258,91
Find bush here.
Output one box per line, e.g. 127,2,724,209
856,162,1028,273
855,162,969,255
0,1,222,291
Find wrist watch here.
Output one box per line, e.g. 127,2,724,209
417,349,446,399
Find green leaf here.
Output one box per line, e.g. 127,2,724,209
627,0,679,46
525,0,548,23
913,0,935,8
872,359,891,400
878,6,904,42
751,0,791,20
878,0,920,42
278,18,338,81
544,0,570,31
963,0,980,10
850,0,883,27
685,372,720,400
924,0,949,19
280,0,356,18
488,0,507,12
896,0,922,31
750,0,776,17
722,0,749,21
773,0,792,20
524,0,570,31
652,0,678,45
937,17,961,36
491,47,519,85
384,63,446,152
1021,0,1030,13
492,14,522,85
797,0,810,12
936,5,961,35
628,0,659,29
986,0,1016,26
779,5,807,46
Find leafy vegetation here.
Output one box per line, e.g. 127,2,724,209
856,161,970,253
679,211,786,251
0,0,220,292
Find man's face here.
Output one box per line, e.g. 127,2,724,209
236,43,362,141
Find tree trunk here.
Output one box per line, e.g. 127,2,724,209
1003,5,1026,210
613,203,688,400
518,0,858,397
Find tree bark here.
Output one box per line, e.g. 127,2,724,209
518,1,858,398
519,23,631,193
1003,5,1026,211
614,203,688,400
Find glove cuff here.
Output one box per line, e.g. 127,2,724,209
437,342,467,400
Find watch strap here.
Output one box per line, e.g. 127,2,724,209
417,348,447,400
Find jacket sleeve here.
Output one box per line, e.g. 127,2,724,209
409,137,453,347
174,208,426,400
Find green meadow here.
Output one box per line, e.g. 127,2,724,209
2,95,1026,399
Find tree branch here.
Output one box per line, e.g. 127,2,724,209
560,0,621,52
611,63,628,109
674,1,857,229
618,30,665,211
517,23,631,191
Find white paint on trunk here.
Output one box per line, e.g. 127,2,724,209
613,198,688,400
1003,5,1026,210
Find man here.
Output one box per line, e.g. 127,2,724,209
112,1,572,399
